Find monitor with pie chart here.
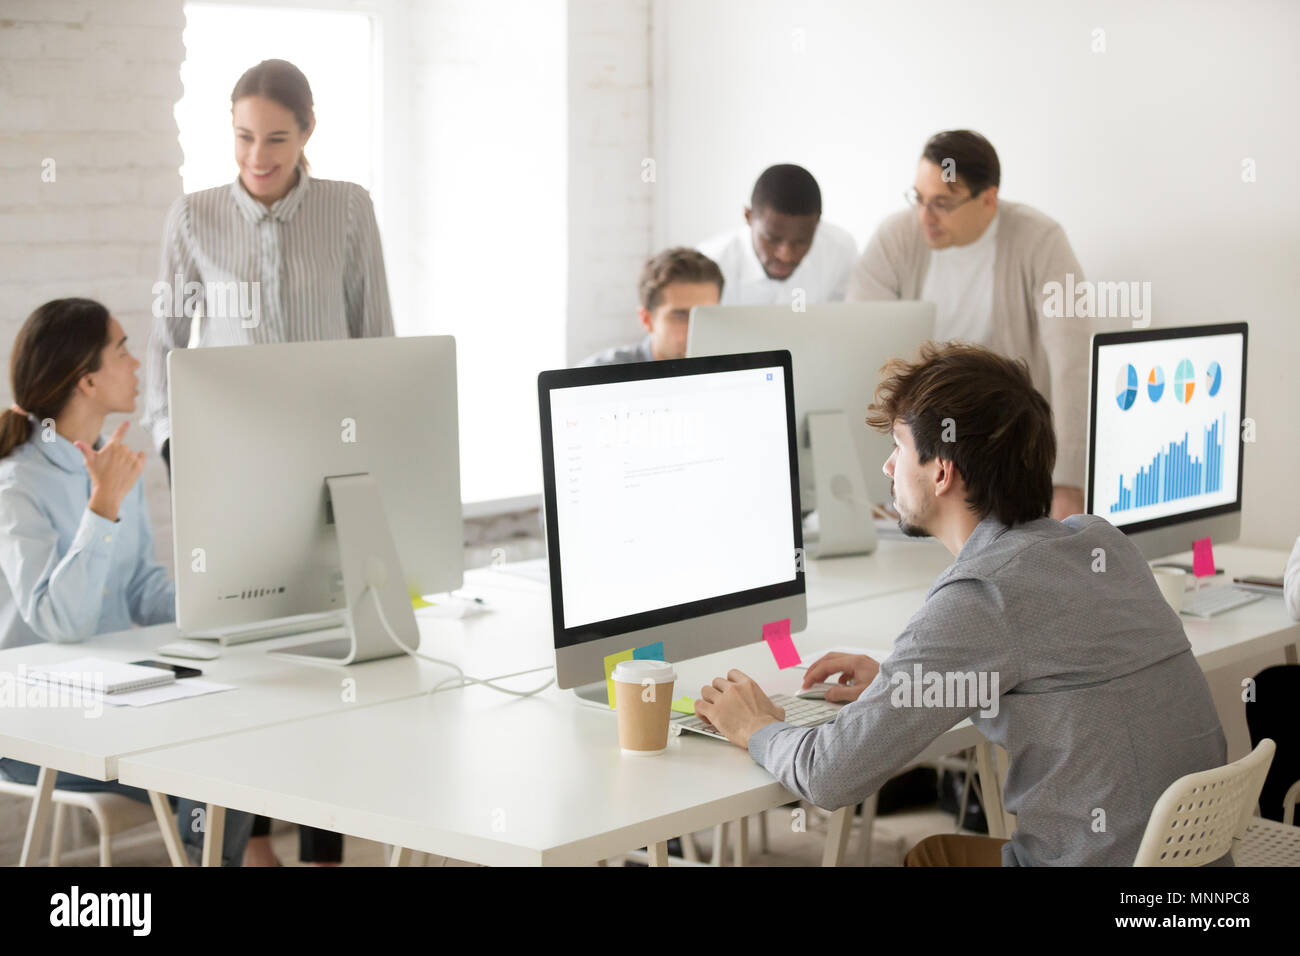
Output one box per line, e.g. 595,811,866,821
1085,323,1247,559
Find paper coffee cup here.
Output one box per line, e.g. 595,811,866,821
1153,567,1186,612
612,659,676,756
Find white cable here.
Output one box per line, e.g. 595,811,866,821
365,585,555,698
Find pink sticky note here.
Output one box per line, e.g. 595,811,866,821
1192,537,1216,578
763,618,801,669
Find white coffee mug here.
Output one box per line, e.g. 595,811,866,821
1152,567,1187,612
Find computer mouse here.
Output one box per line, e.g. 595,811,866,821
796,682,836,700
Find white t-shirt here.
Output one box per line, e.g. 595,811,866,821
921,211,999,346
697,220,858,307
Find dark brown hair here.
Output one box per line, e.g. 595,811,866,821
231,59,314,172
1,298,111,460
922,129,1001,197
865,341,1054,525
637,247,725,312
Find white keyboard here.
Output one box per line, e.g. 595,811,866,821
1181,586,1264,618
673,693,841,740
179,611,346,646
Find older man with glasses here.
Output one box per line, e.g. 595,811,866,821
848,130,1091,521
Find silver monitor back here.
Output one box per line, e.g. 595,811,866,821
686,301,936,506
169,336,463,632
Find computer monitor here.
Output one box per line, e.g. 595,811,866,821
169,336,463,664
686,301,936,556
1085,322,1247,560
538,351,806,697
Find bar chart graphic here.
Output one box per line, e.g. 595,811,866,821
1109,413,1227,513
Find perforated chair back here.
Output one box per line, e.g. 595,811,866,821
1133,739,1275,867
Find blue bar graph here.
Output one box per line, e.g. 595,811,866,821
1110,413,1225,514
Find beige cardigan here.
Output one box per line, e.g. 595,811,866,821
847,200,1091,489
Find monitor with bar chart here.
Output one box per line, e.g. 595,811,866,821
1086,323,1247,551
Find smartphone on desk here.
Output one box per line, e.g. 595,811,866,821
130,660,203,679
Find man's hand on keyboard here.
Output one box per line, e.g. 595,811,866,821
694,669,786,749
802,652,881,702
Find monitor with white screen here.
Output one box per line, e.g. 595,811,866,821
1085,322,1247,560
538,351,806,696
169,336,463,664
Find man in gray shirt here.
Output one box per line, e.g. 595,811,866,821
695,341,1227,866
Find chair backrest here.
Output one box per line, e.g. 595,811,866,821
1133,739,1276,866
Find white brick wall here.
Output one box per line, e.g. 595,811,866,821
0,0,185,569
566,0,654,364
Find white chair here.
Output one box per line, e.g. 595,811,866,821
1133,739,1278,866
1282,778,1300,826
0,778,178,866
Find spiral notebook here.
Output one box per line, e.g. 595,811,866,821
25,658,176,695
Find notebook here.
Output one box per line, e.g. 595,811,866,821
25,658,176,695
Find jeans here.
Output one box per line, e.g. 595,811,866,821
0,757,255,866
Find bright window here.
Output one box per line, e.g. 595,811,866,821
176,3,377,194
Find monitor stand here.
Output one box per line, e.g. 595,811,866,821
572,681,613,708
269,473,420,666
805,411,878,558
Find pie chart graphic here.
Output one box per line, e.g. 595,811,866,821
1174,359,1195,403
1115,364,1138,410
1147,366,1165,402
1206,360,1222,397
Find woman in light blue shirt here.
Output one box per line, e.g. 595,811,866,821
0,297,251,864
0,298,172,649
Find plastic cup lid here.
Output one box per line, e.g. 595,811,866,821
611,659,675,684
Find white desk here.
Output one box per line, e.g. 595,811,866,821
481,538,955,612
13,543,1296,867
0,567,552,865
116,602,984,867
131,541,1281,868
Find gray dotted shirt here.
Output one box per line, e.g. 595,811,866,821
748,513,1228,866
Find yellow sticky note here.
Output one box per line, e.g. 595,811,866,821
603,648,635,708
411,594,434,609
670,697,695,715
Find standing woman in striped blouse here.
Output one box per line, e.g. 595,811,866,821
143,59,393,867
143,58,394,464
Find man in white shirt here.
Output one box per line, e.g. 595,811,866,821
578,247,724,366
848,131,1090,521
698,164,858,307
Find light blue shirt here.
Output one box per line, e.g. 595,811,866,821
0,419,175,649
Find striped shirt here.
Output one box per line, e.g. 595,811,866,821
143,170,394,449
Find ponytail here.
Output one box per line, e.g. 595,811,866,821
0,407,32,460
2,298,111,461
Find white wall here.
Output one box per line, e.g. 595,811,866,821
565,0,656,365
650,0,1300,550
0,0,186,566
404,0,567,504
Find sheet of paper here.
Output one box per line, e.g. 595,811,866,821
99,679,235,708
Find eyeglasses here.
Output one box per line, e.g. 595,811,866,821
904,188,977,217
